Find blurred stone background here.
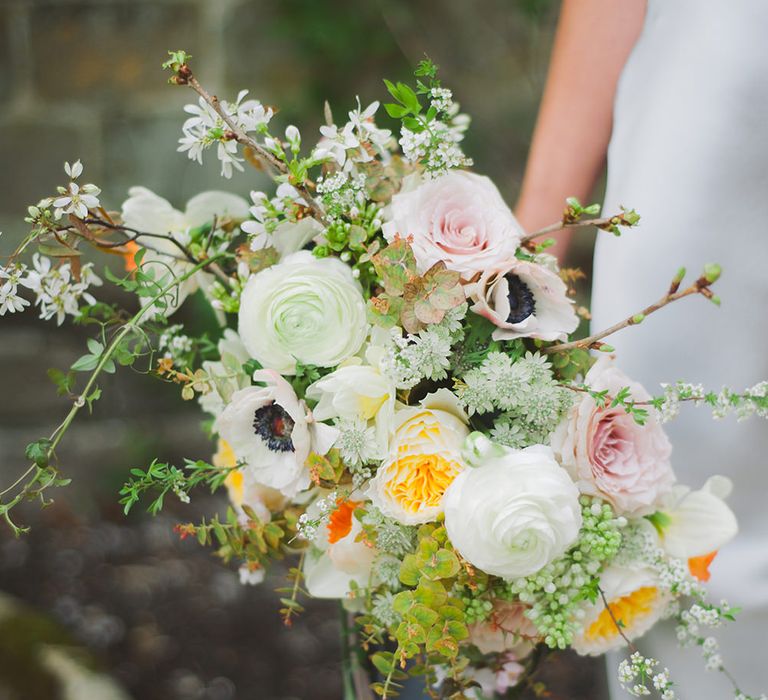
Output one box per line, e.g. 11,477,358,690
0,1,605,698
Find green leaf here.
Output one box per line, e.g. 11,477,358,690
384,102,408,119
370,652,395,676
409,604,439,629
25,438,52,467
71,353,99,372
398,556,420,587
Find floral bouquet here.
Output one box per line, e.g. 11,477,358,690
2,52,767,700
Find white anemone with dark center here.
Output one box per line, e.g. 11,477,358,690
215,369,338,497
504,274,537,324
253,402,296,452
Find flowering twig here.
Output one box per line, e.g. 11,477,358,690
169,60,327,225
544,266,720,355
0,253,226,534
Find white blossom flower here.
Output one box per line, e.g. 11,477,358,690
178,90,273,178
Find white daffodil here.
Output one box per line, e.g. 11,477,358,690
304,496,376,599
653,476,738,560
573,564,671,656
121,186,249,318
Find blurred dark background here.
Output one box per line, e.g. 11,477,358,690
0,1,604,698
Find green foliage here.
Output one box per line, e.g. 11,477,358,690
119,458,235,515
549,346,594,382
368,240,464,333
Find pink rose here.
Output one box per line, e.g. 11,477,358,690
467,601,539,655
551,358,675,516
468,258,579,341
382,171,521,278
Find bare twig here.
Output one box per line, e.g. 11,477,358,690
520,209,639,245
182,72,328,225
544,274,717,355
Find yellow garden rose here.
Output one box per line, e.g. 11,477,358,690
367,389,469,524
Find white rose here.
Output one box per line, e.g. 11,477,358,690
382,171,522,279
238,251,368,374
443,445,582,579
215,369,338,497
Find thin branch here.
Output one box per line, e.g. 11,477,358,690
544,274,716,355
597,585,639,653
183,72,328,226
520,209,639,245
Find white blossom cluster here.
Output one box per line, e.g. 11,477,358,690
314,99,393,171
316,170,370,223
398,103,472,177
380,304,467,388
616,524,704,599
0,254,101,325
296,490,338,541
617,652,676,699
242,183,308,251
158,324,194,366
178,90,273,178
51,160,101,220
656,380,768,422
676,600,738,674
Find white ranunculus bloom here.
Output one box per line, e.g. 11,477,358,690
238,251,368,374
443,444,582,579
573,564,670,656
367,389,470,525
657,476,738,559
214,369,338,497
121,187,249,317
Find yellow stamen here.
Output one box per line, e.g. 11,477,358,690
385,452,461,514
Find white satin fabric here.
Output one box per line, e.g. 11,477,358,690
592,1,768,696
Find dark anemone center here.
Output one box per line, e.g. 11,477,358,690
253,402,295,453
505,274,536,324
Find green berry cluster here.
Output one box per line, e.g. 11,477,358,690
504,496,626,649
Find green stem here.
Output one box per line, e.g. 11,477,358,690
340,604,358,700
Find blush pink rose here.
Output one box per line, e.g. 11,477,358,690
467,258,579,341
467,601,539,655
382,171,521,278
551,358,675,516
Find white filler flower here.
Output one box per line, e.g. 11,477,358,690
238,251,368,374
443,444,582,579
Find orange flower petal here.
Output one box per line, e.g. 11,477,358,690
327,499,362,544
688,551,717,582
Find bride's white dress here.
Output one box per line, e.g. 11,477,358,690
592,0,768,696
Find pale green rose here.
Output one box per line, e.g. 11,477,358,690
238,251,368,374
